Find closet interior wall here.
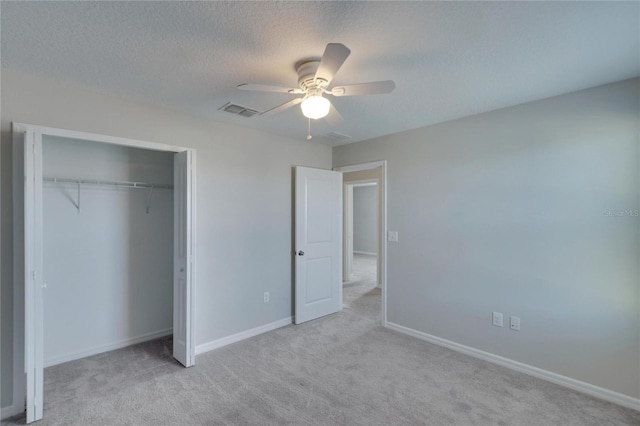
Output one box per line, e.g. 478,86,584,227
42,135,174,366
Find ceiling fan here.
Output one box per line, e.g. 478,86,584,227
237,43,395,128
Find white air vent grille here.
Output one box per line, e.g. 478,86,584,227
219,102,260,118
322,131,352,141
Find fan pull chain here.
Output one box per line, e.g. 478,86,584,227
307,118,313,140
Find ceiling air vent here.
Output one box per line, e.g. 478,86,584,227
322,132,352,142
219,102,260,118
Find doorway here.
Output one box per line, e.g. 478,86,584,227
13,123,196,423
343,181,379,320
334,161,387,326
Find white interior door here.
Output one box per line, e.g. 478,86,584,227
295,166,342,324
23,129,44,423
173,150,195,367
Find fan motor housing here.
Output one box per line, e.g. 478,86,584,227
296,60,328,92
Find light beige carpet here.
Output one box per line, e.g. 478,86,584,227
4,254,639,425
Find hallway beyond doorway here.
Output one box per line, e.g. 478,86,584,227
343,254,380,322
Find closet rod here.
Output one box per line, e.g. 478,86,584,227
43,177,173,190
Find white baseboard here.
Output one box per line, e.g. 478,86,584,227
353,251,377,256
44,328,173,368
196,317,292,355
385,322,640,412
1,403,21,420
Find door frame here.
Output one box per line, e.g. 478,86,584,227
333,161,387,326
343,180,379,280
344,183,354,281
12,123,196,421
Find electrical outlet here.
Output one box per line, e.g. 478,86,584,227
263,292,270,303
492,312,503,327
510,316,520,331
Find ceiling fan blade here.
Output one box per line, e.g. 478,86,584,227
237,83,304,94
325,103,344,127
315,43,351,86
260,97,303,116
331,80,396,97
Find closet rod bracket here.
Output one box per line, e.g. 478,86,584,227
76,181,81,214
145,185,155,214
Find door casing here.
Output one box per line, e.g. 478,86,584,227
334,161,388,326
343,180,379,280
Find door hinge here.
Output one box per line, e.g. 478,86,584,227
33,270,37,281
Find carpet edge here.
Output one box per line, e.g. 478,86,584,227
195,317,293,356
385,321,640,412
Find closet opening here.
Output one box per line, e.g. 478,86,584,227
42,135,176,372
13,123,196,423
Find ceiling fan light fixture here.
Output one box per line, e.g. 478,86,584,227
301,95,330,119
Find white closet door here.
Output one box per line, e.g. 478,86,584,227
24,129,44,423
295,166,342,324
173,150,195,367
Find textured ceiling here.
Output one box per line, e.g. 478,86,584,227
2,1,638,145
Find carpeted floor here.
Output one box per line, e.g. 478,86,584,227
342,253,380,320
4,254,639,425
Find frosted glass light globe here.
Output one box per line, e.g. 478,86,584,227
301,96,330,119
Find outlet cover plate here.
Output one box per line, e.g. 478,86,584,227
510,316,520,331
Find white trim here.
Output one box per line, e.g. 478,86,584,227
344,178,378,186
386,322,640,412
189,150,197,366
343,183,354,281
195,317,293,355
12,123,27,420
13,122,185,153
44,328,173,368
345,178,379,277
335,161,385,173
334,161,388,326
1,403,22,420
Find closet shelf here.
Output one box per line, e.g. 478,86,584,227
43,177,173,214
43,177,173,190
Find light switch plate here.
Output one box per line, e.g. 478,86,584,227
492,312,503,327
388,231,399,242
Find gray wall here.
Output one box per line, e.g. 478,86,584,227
0,69,332,409
353,185,377,255
42,137,173,366
333,78,640,399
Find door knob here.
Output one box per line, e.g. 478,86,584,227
298,251,305,256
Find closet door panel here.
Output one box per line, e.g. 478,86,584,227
173,150,194,367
